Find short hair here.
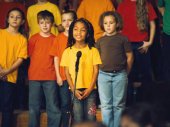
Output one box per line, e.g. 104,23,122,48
99,11,123,32
62,10,77,21
37,10,54,24
73,121,107,127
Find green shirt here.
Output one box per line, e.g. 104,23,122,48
158,0,170,35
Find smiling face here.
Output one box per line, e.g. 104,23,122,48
38,19,53,34
7,10,24,29
103,15,117,36
73,22,87,43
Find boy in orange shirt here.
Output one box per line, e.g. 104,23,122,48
28,10,61,127
50,10,77,127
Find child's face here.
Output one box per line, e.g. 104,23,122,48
121,116,140,127
38,19,53,34
73,22,87,43
62,13,74,32
103,15,117,36
8,10,24,28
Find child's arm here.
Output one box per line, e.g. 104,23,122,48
126,51,134,74
138,20,156,53
65,66,83,100
0,58,23,78
54,56,63,86
158,7,165,16
82,65,99,99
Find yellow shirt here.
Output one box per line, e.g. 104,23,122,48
0,29,27,83
27,2,61,37
77,0,115,41
60,46,102,89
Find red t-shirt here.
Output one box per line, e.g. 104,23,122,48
117,0,157,42
28,33,56,80
49,33,68,80
0,2,26,29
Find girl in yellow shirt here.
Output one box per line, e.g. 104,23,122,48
0,8,27,127
61,18,101,123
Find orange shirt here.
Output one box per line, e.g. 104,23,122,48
50,33,67,80
28,33,56,80
77,0,115,41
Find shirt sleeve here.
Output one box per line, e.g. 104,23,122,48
77,0,86,18
92,48,102,65
60,49,69,67
158,0,165,7
107,0,115,11
123,37,132,52
28,36,36,57
49,37,60,57
18,37,28,59
148,2,157,21
53,5,62,25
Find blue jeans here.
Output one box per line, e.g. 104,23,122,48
0,81,15,127
29,80,61,127
73,89,97,123
98,70,128,127
59,80,71,127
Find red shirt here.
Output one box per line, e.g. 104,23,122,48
117,0,157,42
0,2,26,29
28,33,56,80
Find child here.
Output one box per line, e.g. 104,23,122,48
0,8,27,127
96,11,133,127
117,0,157,103
49,10,77,127
28,10,61,127
60,18,102,123
121,103,157,127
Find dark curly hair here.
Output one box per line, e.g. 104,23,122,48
68,18,95,49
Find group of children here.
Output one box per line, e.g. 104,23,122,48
1,0,168,127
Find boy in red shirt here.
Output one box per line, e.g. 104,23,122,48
28,10,61,127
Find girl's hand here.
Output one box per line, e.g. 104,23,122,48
82,88,92,99
0,69,10,79
57,76,63,86
138,41,152,54
75,90,83,100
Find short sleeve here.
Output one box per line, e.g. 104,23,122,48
53,5,62,25
92,48,102,65
28,36,36,56
107,0,115,11
60,49,69,67
158,0,165,7
77,0,86,18
18,37,28,59
49,37,59,57
148,3,157,21
123,38,132,52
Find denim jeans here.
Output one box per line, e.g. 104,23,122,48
73,89,97,123
98,70,128,127
162,33,170,82
59,80,71,127
0,81,15,127
29,80,61,127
